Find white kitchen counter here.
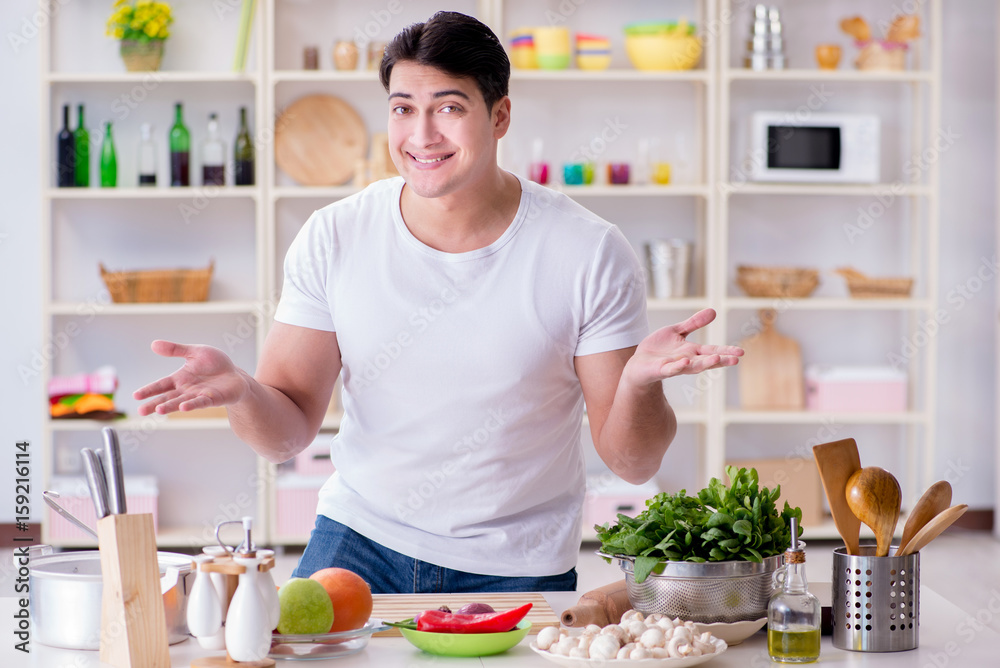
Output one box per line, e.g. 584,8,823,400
4,586,997,666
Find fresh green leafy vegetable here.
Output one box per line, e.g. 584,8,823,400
595,466,802,583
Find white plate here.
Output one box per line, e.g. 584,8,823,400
693,618,766,646
529,638,728,668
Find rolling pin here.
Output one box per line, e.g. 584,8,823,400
560,580,631,627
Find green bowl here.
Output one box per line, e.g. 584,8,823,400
399,620,531,657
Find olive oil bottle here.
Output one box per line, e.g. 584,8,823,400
768,517,821,663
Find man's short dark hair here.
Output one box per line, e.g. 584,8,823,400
379,11,510,111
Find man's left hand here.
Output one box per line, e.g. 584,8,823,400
624,308,743,387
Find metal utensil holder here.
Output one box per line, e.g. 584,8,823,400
833,546,919,652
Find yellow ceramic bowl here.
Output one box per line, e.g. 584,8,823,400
625,34,702,70
576,52,612,70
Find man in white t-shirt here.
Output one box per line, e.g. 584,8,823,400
135,12,743,593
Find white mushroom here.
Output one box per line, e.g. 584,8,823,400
600,623,629,645
655,617,676,633
616,642,636,659
667,634,685,658
645,613,665,624
588,634,621,661
568,646,590,659
650,647,670,659
672,625,694,645
620,609,645,624
629,646,651,660
577,634,595,651
639,626,667,649
584,624,603,635
535,626,562,651
551,636,576,656
625,619,648,640
693,637,716,655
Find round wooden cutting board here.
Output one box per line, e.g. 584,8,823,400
275,94,368,186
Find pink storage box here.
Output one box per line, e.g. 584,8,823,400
805,365,907,412
584,476,659,529
275,474,329,539
294,441,336,476
46,475,158,542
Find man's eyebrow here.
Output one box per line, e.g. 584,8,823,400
388,90,472,101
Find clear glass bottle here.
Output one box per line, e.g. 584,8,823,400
201,112,225,186
138,123,157,186
528,137,548,185
768,517,821,663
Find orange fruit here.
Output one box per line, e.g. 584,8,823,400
308,567,373,632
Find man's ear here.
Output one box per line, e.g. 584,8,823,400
493,96,512,139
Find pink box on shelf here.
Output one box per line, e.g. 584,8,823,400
46,475,158,542
805,365,908,412
583,476,659,529
275,474,328,538
294,441,336,477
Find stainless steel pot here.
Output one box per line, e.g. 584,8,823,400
26,547,193,650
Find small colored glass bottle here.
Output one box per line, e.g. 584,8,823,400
169,102,191,186
99,121,117,188
74,104,90,187
768,517,821,663
234,106,255,186
528,137,548,185
138,123,157,186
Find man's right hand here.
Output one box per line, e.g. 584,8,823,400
133,340,250,416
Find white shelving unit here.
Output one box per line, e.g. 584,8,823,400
715,0,941,538
38,0,940,547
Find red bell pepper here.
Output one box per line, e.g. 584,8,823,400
415,602,533,634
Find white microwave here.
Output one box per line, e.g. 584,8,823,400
749,111,880,183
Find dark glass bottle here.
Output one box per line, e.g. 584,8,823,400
74,104,89,188
56,104,75,187
234,106,255,186
169,102,191,186
100,121,117,188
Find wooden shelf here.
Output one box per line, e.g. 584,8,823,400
49,417,232,432
725,68,934,83
47,71,260,84
721,183,932,197
555,184,711,198
722,410,928,425
48,301,260,316
272,185,360,200
725,298,932,311
46,186,259,200
511,69,711,83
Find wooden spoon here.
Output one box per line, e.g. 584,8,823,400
812,438,862,555
560,580,631,627
896,504,968,556
894,481,952,556
845,466,901,557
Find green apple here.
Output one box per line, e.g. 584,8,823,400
277,577,335,634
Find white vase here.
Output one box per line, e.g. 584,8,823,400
187,554,223,644
225,555,272,662
255,549,281,630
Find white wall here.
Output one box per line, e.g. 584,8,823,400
0,0,996,523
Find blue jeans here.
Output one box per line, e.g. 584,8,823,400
291,515,578,594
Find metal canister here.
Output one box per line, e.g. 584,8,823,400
645,239,692,299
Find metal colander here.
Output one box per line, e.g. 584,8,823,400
609,553,783,624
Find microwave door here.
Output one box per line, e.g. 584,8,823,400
768,125,841,172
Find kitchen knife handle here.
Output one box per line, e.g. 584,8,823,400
81,448,110,520
102,426,127,514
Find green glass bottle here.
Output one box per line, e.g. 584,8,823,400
73,104,89,187
100,121,117,188
234,106,255,186
169,102,191,186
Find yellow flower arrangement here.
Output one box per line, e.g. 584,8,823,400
106,0,173,42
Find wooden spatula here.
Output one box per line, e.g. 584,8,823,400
812,438,862,555
896,504,968,556
895,481,952,556
738,309,804,410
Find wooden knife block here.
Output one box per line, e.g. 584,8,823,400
97,513,171,668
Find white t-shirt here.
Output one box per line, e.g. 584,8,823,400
274,174,648,576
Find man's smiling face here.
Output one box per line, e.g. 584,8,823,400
387,61,509,200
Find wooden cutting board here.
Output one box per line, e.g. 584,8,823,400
371,592,559,637
738,309,804,410
274,94,368,186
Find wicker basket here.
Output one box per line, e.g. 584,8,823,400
736,265,820,298
119,39,164,72
836,268,913,299
100,261,213,303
